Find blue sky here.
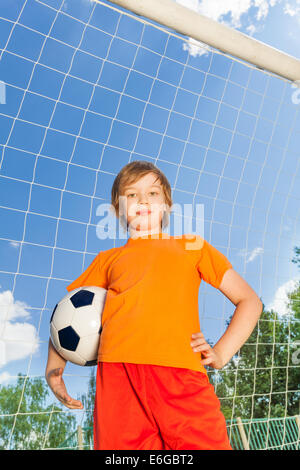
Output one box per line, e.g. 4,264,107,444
0,0,300,436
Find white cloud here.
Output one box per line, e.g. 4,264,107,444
9,241,20,249
246,247,264,263
266,278,300,316
283,0,300,16
0,371,12,384
0,290,39,368
283,0,300,25
174,0,281,56
176,0,281,25
246,23,257,34
254,0,272,20
236,246,300,317
198,0,252,27
238,246,264,263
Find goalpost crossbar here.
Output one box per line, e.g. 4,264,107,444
96,0,300,84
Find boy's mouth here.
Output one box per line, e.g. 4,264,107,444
136,210,152,215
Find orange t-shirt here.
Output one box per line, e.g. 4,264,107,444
66,233,232,374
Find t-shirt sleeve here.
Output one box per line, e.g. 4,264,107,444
66,251,107,292
196,238,233,289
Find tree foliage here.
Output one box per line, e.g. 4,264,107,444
0,374,76,449
80,367,96,447
212,246,300,420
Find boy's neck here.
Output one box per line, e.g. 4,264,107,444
129,227,163,240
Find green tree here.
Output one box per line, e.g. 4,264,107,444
80,367,96,448
212,246,300,421
0,374,76,449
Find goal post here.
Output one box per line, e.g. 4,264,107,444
102,0,300,83
1,0,300,450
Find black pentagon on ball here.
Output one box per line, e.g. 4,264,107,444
70,289,94,308
50,304,58,324
58,326,80,351
85,359,97,367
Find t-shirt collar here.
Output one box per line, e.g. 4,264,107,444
126,231,172,243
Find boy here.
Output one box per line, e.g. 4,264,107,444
45,161,263,450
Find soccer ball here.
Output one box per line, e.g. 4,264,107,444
50,286,107,366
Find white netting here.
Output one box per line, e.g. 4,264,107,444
0,0,299,449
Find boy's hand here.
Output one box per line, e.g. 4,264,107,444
46,367,83,410
190,332,224,369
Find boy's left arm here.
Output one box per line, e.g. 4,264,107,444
191,268,263,369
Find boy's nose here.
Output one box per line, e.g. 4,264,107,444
136,203,150,212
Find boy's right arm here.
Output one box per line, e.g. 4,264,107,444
45,338,83,410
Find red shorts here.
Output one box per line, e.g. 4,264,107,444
93,362,232,450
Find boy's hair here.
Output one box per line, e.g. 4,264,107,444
111,160,173,231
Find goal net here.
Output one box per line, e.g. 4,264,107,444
0,0,299,450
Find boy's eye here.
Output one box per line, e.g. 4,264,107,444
127,192,159,197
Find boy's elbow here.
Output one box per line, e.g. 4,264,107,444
238,294,263,316
252,296,263,317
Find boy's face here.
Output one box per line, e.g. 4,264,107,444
121,172,167,234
